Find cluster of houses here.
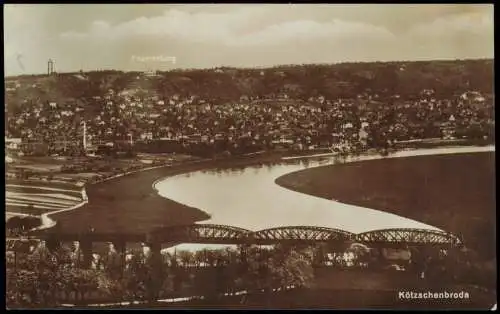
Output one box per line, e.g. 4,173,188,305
5,78,494,157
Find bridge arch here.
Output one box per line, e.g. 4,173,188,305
355,228,462,247
152,224,252,244
251,226,355,245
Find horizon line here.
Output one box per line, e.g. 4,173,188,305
4,57,493,79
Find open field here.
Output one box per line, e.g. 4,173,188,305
276,152,496,259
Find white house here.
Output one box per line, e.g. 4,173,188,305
5,138,22,150
140,132,153,140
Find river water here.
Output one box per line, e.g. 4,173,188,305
155,146,494,252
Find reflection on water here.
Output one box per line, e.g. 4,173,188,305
155,146,494,252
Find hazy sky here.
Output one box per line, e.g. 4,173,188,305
4,4,494,76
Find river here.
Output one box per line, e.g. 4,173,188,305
155,146,494,252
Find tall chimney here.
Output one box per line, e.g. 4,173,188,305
83,121,87,150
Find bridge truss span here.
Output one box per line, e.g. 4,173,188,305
152,223,252,244
355,228,462,247
251,226,355,245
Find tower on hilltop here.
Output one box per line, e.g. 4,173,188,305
47,59,55,76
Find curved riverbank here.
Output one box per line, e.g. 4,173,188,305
39,163,177,231
276,146,495,258
41,146,494,246
42,152,299,235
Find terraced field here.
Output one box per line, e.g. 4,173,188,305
6,179,85,217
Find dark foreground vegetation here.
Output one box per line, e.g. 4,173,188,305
6,239,495,309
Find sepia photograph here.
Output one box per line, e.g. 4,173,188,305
4,3,495,310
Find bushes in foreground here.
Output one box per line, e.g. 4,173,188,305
6,241,493,308
6,245,316,308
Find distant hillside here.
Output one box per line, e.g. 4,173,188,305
5,59,494,112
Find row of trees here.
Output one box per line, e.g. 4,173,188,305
6,240,494,309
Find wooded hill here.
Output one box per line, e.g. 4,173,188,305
6,59,493,111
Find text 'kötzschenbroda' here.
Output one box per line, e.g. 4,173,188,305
398,291,470,300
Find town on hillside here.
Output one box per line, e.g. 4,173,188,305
5,60,494,161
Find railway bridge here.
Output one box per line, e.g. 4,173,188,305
10,223,462,268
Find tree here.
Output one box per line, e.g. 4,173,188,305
6,216,23,236
345,243,372,267
6,242,115,308
235,245,315,305
20,215,42,231
193,250,205,268
178,250,194,267
272,246,315,290
120,252,148,301
7,269,40,308
7,244,65,307
72,268,102,304
158,256,175,299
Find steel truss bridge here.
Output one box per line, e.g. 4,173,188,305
22,223,462,250
152,225,356,246
150,224,461,248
